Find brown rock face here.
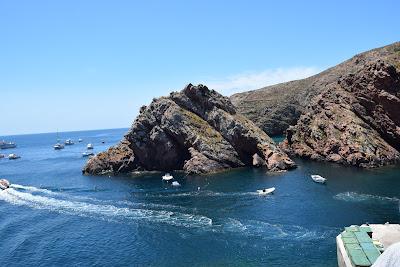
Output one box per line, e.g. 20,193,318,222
231,42,400,135
83,84,296,175
281,60,400,167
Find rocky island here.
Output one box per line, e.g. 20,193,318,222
83,84,296,175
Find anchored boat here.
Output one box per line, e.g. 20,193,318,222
87,143,94,150
162,173,174,181
8,153,20,160
311,174,327,184
65,139,74,145
0,141,16,149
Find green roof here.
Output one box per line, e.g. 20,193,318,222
341,226,381,267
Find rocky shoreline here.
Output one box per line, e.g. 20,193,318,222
83,84,296,175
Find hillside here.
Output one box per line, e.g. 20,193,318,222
230,42,400,136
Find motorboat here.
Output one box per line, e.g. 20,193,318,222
0,141,16,149
172,181,181,187
54,143,65,150
257,187,275,196
311,174,327,184
78,138,83,142
0,179,10,190
87,143,94,150
82,152,94,157
162,173,174,181
8,153,21,160
65,139,74,145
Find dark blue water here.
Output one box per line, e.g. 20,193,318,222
0,129,399,266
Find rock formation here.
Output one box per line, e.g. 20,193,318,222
231,42,400,136
83,84,296,175
281,60,400,167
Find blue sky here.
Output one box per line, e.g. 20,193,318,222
1,0,399,135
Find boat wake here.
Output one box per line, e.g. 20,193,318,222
219,218,338,241
0,187,212,228
142,190,260,199
334,192,400,203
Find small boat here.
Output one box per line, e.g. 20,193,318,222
8,153,21,160
82,152,94,157
54,143,65,150
65,139,74,145
101,140,105,144
311,174,327,184
172,181,180,187
0,154,4,159
257,187,275,195
0,179,10,190
0,141,16,149
162,173,174,181
78,138,83,143
87,144,94,150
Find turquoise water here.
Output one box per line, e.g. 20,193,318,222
0,129,399,266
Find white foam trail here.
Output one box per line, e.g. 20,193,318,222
334,192,400,203
10,184,59,196
220,218,337,240
0,189,212,228
146,190,259,198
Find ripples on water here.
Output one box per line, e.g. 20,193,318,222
0,129,399,266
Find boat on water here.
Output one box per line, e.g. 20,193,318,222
0,179,10,190
65,139,74,145
172,181,180,187
311,174,327,184
0,154,4,159
87,143,94,150
82,152,94,157
8,153,21,160
54,143,65,150
0,141,16,149
78,138,83,142
257,187,275,195
162,173,174,181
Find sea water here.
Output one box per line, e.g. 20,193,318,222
0,129,399,266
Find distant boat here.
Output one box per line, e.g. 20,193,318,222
0,179,10,190
172,181,180,187
65,139,74,145
54,143,65,150
0,141,16,149
162,173,174,181
257,187,275,196
311,174,327,184
78,138,83,143
0,154,4,159
87,143,94,150
101,140,105,144
82,152,94,157
8,153,21,160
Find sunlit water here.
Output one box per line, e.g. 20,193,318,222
0,129,399,266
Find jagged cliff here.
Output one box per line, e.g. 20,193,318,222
83,84,296,175
231,42,400,136
281,60,400,167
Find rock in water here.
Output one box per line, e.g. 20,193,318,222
83,84,296,175
281,60,400,167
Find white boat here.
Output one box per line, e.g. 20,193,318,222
162,173,174,181
82,152,94,157
0,141,16,149
87,143,94,150
257,187,275,195
8,153,21,160
78,138,83,143
54,143,65,150
311,174,327,184
172,181,180,187
0,179,10,190
65,139,74,145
